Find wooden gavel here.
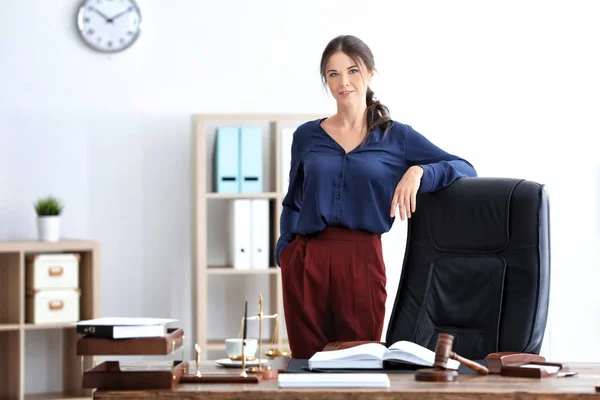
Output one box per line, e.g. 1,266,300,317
415,333,488,382
434,333,488,375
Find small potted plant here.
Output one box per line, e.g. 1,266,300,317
34,196,63,242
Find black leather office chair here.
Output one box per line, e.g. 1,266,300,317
385,177,550,360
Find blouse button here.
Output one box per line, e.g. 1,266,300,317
335,195,340,199
339,172,343,178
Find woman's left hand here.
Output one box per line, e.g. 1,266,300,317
390,166,424,220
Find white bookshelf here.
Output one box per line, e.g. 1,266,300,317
191,113,322,360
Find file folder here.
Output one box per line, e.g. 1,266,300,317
250,199,270,269
239,127,263,193
229,199,251,269
215,127,240,193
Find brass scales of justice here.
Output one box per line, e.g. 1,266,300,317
235,293,290,360
234,293,288,379
181,293,288,383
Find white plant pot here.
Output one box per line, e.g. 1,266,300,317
37,216,61,242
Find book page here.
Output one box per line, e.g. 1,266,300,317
384,341,459,370
309,343,388,362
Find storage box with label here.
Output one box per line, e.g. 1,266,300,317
25,253,81,323
26,288,81,324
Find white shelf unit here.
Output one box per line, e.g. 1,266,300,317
192,113,322,360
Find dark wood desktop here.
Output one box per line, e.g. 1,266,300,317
92,358,600,400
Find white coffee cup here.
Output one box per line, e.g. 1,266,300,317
225,338,258,360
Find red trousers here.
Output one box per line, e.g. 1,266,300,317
279,227,387,359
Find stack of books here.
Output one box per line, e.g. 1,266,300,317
76,317,176,339
75,317,187,390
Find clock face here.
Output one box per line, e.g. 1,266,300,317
77,0,141,53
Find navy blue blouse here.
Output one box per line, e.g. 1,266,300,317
276,118,477,265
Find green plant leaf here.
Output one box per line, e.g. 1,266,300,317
34,196,63,216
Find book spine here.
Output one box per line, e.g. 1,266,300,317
76,325,115,337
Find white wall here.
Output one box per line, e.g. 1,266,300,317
1,0,599,392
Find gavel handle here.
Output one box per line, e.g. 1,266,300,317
451,353,489,375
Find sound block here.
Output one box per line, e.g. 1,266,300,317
415,367,458,382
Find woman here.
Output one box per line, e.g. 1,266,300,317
276,35,477,359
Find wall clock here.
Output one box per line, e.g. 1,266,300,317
76,0,142,53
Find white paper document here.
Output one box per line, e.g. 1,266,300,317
277,373,390,388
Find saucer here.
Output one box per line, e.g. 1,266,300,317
215,358,270,368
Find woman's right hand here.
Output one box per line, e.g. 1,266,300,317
390,166,424,220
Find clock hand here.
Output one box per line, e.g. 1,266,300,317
90,7,113,23
110,7,133,21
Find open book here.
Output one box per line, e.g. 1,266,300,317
308,341,460,370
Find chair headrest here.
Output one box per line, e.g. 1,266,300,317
420,177,526,253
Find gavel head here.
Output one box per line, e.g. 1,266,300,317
433,333,455,369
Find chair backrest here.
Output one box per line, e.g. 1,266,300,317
385,177,550,360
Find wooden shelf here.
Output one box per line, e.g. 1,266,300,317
0,240,100,253
206,192,278,199
24,393,90,400
193,113,322,360
23,323,77,330
0,324,20,331
0,323,79,331
0,240,100,400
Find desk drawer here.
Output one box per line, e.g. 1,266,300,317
26,289,80,324
26,253,79,290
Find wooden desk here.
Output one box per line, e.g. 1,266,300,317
93,361,600,400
